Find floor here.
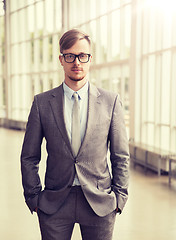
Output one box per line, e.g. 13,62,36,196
0,127,176,240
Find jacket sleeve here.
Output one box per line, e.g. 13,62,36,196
20,96,43,213
109,95,130,213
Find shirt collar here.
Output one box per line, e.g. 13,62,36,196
63,81,89,100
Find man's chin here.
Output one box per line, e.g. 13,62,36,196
68,76,84,82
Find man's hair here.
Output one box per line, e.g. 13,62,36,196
59,29,91,54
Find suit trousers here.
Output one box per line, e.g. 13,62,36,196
37,186,117,240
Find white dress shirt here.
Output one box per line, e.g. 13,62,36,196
63,81,89,185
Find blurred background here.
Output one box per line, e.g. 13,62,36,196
0,0,176,240
0,0,176,151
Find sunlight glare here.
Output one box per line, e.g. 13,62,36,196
146,0,176,14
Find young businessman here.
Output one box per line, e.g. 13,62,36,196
21,29,129,240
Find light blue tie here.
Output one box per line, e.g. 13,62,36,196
71,92,81,157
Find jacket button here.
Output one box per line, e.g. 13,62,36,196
75,160,78,164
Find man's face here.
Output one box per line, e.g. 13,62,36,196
59,39,92,84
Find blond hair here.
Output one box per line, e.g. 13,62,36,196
59,29,91,53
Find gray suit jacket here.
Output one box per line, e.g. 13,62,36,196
21,83,129,217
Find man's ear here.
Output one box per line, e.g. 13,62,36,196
59,55,64,66
90,55,92,63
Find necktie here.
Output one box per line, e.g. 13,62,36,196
71,92,81,157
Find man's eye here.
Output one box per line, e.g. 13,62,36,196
80,54,86,58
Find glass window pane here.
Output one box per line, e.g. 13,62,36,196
20,43,28,73
111,10,120,60
27,5,35,34
161,126,170,151
142,10,149,54
147,123,155,146
110,67,121,93
147,55,155,122
27,0,35,5
90,0,97,19
149,9,156,53
11,13,18,43
34,39,40,71
100,68,109,90
161,52,171,124
122,66,129,115
111,0,120,10
163,14,172,49
100,0,108,15
141,58,147,122
124,5,131,57
69,0,77,27
79,0,86,25
45,0,53,33
11,45,19,74
99,16,108,63
11,76,20,120
89,20,96,64
55,0,62,31
155,11,162,51
36,1,44,34
10,0,19,12
172,13,176,46
19,9,27,42
122,0,131,4
48,35,53,62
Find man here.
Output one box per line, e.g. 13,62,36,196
21,29,129,240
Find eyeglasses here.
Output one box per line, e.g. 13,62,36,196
62,53,91,63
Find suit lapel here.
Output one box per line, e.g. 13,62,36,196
49,84,72,153
79,83,101,154
49,83,101,157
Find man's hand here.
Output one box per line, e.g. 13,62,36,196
116,207,121,214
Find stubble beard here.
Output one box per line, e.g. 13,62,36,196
68,74,85,82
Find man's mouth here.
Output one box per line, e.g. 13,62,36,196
71,68,82,72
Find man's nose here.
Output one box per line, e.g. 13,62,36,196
74,56,80,65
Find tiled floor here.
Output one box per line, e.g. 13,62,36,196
0,128,176,240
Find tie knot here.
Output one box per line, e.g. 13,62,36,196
73,92,79,101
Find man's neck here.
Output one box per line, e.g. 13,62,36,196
64,78,88,92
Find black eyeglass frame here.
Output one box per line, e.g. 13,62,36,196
61,53,91,63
